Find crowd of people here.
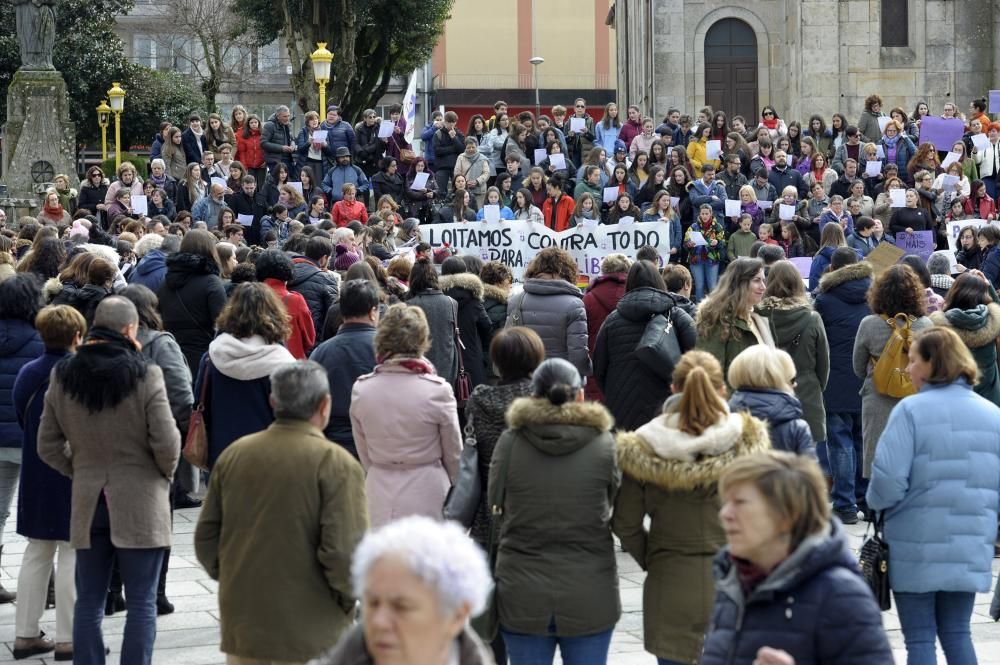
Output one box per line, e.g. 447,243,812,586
0,92,997,665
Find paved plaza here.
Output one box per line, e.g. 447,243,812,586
0,505,996,664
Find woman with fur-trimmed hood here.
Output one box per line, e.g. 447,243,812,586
613,350,770,664
489,358,621,660
929,272,1000,407
439,258,493,388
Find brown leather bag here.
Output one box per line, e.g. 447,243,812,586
182,360,211,470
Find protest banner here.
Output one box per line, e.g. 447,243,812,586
945,218,990,253
865,242,905,276
893,231,935,261
918,116,964,150
421,220,672,281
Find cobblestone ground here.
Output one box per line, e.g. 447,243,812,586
0,506,996,664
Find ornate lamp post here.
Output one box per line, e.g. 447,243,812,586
107,82,126,172
310,43,333,115
96,100,111,163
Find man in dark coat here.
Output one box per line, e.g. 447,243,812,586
353,109,385,182
289,236,340,338
260,105,295,178
432,111,466,195
181,114,209,165
308,280,377,459
768,150,806,199
813,249,873,524
224,176,268,246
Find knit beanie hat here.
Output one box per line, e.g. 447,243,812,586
333,243,360,270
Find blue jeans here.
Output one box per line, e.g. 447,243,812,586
826,412,868,512
689,261,719,302
894,591,977,665
502,620,613,665
74,499,165,665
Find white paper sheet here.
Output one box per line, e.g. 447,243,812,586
534,148,547,165
410,172,430,190
549,153,566,170
688,231,707,246
725,199,742,217
569,117,586,133
237,213,253,226
603,187,619,204
311,130,328,143
865,160,883,177
779,203,795,220
483,205,501,223
890,189,906,207
706,140,722,160
130,195,147,216
617,216,635,226
972,133,991,152
378,120,395,138
940,151,961,169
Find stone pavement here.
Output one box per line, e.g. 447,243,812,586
0,507,996,664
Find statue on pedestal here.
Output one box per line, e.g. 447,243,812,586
13,0,57,71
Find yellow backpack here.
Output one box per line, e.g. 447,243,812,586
871,314,917,399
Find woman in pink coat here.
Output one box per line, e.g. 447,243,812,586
350,304,462,527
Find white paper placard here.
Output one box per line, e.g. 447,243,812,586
877,116,892,133
237,213,253,226
940,151,961,169
288,181,303,195
890,189,906,207
670,196,680,209
211,177,228,190
688,230,707,246
410,172,430,190
483,205,501,223
311,130,328,143
941,174,960,190
378,120,395,138
865,160,883,177
725,199,742,217
549,153,566,170
875,145,885,159
534,148,547,165
779,203,795,220
758,200,773,210
972,133,991,152
581,217,599,229
131,195,147,215
602,187,619,204
706,140,722,160
617,216,635,226
569,117,586,133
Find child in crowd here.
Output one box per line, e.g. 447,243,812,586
758,222,780,246
727,213,758,258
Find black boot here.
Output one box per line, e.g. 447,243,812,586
156,547,174,615
0,546,16,604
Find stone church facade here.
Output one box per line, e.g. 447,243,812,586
613,0,1000,124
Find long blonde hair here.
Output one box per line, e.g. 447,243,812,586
671,350,728,436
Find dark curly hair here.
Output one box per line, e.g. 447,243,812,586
0,273,43,324
253,249,294,282
22,238,65,280
525,247,578,283
480,260,512,286
215,282,291,344
867,264,925,317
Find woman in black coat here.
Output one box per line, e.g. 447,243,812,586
439,258,493,388
157,229,228,374
77,167,109,217
592,261,697,431
371,157,407,207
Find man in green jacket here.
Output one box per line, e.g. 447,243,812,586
195,361,368,664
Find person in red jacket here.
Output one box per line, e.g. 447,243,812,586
331,183,369,228
236,114,266,188
582,253,629,401
542,175,575,231
256,250,316,358
965,179,998,220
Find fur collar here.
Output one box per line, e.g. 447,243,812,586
482,283,508,303
506,397,613,432
758,295,811,311
616,411,770,490
817,261,873,293
43,276,63,301
930,302,1000,348
439,272,484,300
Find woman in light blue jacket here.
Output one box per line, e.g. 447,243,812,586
867,326,1000,665
483,113,510,176
594,102,622,155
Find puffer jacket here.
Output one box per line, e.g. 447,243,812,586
729,389,814,456
0,319,44,448
930,303,1000,406
489,398,620,636
700,519,892,665
260,113,293,168
755,297,830,442
482,283,508,335
593,288,697,431
505,278,591,378
813,262,872,413
614,410,769,662
867,379,1000,593
288,257,340,338
439,273,493,388
128,249,168,293
158,252,227,373
583,273,627,401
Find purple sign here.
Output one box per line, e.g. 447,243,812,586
893,230,935,261
789,257,813,279
990,90,1000,114
919,116,965,150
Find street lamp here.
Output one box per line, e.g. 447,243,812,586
107,82,126,172
96,100,111,163
310,42,333,115
529,56,544,119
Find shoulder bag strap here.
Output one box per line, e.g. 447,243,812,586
175,287,213,337
194,357,212,410
452,299,466,371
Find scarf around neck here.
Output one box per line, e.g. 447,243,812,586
55,327,148,413
44,202,64,217
762,117,778,130
375,356,436,374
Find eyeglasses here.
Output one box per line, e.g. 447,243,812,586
575,104,585,108
763,111,775,117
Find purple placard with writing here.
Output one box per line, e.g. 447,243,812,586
789,257,812,279
990,91,1000,114
893,230,935,261
918,116,965,150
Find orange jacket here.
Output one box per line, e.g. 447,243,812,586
542,194,575,231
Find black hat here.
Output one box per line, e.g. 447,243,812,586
335,147,351,158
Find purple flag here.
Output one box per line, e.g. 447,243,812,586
990,90,1000,114
918,116,965,150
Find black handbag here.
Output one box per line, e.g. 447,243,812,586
858,511,891,611
634,311,683,381
442,416,480,528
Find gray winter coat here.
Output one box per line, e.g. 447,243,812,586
136,328,193,433
852,313,932,476
505,278,591,377
407,290,459,384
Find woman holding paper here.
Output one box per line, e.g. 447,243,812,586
684,204,727,301
890,106,919,145
404,157,438,223
933,162,970,215
511,188,544,224
972,123,1000,199
607,192,641,226
475,187,514,222
890,189,933,235
642,191,682,259
686,123,720,178
874,175,906,229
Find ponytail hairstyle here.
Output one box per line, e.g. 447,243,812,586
670,350,727,436
531,358,582,406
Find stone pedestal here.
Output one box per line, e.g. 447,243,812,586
1,69,77,209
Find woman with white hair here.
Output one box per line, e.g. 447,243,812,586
311,515,494,665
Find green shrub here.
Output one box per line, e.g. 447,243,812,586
101,153,148,177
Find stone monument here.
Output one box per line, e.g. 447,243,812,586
1,0,78,217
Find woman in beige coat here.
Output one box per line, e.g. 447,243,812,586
350,304,462,527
